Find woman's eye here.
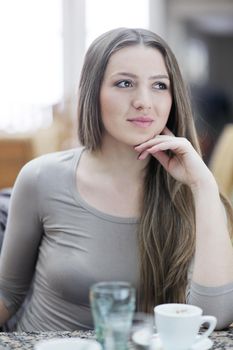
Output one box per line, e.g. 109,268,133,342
153,82,168,90
115,80,133,88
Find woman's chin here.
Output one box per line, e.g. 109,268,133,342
132,134,156,147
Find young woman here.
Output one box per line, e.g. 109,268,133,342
0,28,232,331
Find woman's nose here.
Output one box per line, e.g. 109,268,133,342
132,90,152,112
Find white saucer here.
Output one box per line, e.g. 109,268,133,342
151,334,213,350
35,338,101,350
191,335,213,350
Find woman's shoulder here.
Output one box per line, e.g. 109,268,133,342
24,147,83,172
16,148,84,189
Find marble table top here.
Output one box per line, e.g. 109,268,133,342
0,327,232,350
0,330,94,349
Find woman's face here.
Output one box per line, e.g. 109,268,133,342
100,44,172,148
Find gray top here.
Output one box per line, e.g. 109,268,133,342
0,148,232,331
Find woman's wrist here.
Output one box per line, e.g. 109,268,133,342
190,172,219,197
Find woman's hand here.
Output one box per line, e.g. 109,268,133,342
134,127,215,190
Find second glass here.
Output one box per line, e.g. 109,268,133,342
130,312,154,350
90,281,136,349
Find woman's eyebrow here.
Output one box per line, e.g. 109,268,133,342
111,72,138,78
111,72,169,80
149,74,170,80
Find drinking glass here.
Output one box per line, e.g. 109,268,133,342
90,281,136,349
130,312,154,350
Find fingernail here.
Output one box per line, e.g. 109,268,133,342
137,153,143,160
138,153,147,160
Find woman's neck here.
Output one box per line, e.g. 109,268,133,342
77,142,149,218
88,142,149,182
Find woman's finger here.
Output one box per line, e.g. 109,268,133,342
161,126,175,136
134,135,175,152
137,139,189,160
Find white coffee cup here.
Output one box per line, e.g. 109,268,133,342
154,303,217,350
35,338,102,350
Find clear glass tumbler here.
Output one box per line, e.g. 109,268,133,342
90,281,136,350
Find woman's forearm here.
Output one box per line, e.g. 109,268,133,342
188,280,233,329
0,299,11,326
191,176,233,286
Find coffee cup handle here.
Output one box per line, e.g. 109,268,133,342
197,316,217,341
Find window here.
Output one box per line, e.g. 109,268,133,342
186,39,209,85
0,0,63,132
85,0,149,48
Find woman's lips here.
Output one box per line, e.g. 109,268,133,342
127,117,154,128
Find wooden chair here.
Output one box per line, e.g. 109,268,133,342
209,124,233,202
0,136,34,189
0,113,74,190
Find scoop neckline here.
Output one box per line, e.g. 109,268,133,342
70,147,139,224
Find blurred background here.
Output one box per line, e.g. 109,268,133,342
0,0,233,199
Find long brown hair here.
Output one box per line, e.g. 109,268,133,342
77,28,233,312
